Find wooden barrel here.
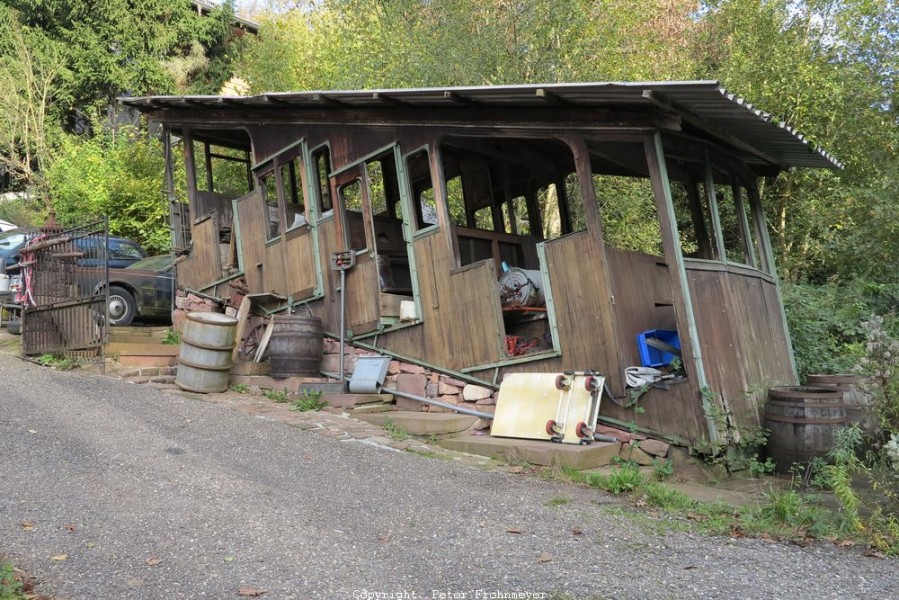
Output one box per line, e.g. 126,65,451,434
268,315,323,378
175,312,238,393
764,386,847,472
806,374,878,434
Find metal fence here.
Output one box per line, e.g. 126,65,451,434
20,218,108,363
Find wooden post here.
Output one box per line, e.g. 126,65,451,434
555,176,572,235
732,183,757,269
748,181,797,381
703,154,727,262
644,133,717,443
182,129,198,224
686,179,714,260
430,143,460,268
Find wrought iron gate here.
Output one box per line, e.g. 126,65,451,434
20,217,108,362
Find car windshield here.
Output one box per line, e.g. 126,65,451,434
0,232,27,257
126,254,174,271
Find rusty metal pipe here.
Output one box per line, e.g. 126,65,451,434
381,387,494,420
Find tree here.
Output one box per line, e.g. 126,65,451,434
0,5,70,194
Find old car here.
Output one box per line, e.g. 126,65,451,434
105,254,175,326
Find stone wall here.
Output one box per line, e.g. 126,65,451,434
321,338,498,418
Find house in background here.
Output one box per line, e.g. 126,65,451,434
121,81,839,446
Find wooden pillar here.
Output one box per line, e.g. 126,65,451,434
182,129,198,224
429,143,460,268
686,178,714,260
732,183,757,269
747,182,772,274
703,154,727,262
565,134,623,394
555,176,572,235
644,133,717,443
748,181,797,381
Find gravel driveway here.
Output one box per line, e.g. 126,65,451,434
0,353,895,599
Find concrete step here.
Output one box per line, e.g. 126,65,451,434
357,411,477,435
107,341,178,367
437,433,621,470
322,393,394,409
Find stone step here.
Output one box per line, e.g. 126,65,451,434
437,433,621,470
357,411,477,435
107,342,179,356
322,393,394,409
346,403,396,414
228,374,337,393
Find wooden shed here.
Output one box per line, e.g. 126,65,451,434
122,81,839,446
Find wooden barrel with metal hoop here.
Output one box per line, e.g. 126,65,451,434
806,374,878,435
764,385,847,472
268,315,323,378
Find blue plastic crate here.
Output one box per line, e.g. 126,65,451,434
637,329,681,368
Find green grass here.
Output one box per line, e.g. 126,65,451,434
553,463,852,544
230,383,250,394
544,497,571,507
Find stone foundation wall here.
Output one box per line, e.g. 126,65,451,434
321,338,498,417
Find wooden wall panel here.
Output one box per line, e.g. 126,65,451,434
376,231,504,370
687,265,797,431
175,215,222,290
262,238,287,293
195,191,233,226
315,217,342,328
344,253,380,333
606,248,676,367
235,192,267,293
284,230,317,298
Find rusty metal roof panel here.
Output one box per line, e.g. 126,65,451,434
120,81,841,170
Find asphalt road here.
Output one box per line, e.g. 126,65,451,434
1,352,897,600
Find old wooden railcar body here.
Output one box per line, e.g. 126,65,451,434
122,82,839,446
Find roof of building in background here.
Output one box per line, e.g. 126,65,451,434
191,0,259,34
121,80,841,171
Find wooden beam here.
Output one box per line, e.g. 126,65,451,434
732,183,757,268
644,132,717,442
686,179,714,260
536,88,573,107
703,153,728,262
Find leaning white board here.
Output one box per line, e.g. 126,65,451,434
491,372,604,444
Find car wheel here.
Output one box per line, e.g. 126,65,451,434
107,285,136,326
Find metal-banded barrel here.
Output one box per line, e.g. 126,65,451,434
175,312,238,393
764,385,847,472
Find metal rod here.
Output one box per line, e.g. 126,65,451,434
382,387,494,420
339,267,346,385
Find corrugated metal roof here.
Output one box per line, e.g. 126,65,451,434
121,81,841,170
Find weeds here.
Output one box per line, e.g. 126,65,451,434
160,328,181,345
263,389,290,403
291,389,327,412
36,353,78,370
651,458,674,481
383,417,409,441
0,560,23,600
230,383,250,394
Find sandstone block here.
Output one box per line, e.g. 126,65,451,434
640,438,670,457
438,381,462,395
399,363,427,375
620,443,654,466
463,384,493,401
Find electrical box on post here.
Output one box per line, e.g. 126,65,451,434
330,250,355,271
